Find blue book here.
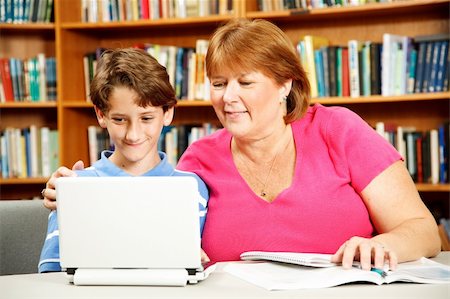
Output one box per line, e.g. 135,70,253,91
438,125,448,183
428,41,442,92
314,49,325,98
407,48,417,94
23,128,31,178
421,42,434,93
435,40,449,92
9,58,19,101
414,42,427,93
175,48,184,99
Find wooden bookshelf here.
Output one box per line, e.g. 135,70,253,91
1,0,449,211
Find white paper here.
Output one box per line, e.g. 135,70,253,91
224,258,450,291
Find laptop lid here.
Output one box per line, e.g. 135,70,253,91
56,176,202,272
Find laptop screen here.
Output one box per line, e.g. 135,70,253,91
56,176,202,271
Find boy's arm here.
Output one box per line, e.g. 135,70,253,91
38,211,62,273
42,161,84,210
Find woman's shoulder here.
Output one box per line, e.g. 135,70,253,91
308,103,359,119
296,103,364,129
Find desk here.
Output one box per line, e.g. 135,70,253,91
1,252,449,299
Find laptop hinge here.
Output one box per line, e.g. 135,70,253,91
67,268,77,275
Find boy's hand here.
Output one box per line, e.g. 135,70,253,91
42,160,84,210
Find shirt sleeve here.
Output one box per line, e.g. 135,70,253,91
38,211,61,273
325,107,402,193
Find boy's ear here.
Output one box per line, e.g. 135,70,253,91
163,107,174,126
94,106,107,128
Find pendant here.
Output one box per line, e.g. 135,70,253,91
260,191,267,197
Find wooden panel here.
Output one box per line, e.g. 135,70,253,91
60,108,98,166
337,100,450,131
280,12,449,45
0,108,57,130
0,184,45,200
0,30,55,58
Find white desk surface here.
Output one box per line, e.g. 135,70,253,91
1,252,449,299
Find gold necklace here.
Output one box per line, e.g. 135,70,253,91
234,135,288,198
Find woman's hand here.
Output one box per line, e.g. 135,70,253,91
331,236,397,271
42,160,84,210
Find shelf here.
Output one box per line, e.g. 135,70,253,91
61,100,214,108
0,177,48,185
0,102,57,108
416,184,450,192
60,15,237,30
0,177,446,192
245,0,450,21
0,23,55,31
60,92,449,108
311,92,450,105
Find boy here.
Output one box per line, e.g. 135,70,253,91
38,48,209,272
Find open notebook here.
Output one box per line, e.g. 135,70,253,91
56,176,214,286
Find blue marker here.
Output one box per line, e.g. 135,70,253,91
370,267,387,277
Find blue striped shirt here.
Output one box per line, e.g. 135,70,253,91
38,150,209,273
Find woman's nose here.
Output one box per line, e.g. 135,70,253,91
222,81,239,103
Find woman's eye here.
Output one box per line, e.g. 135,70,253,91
240,81,252,86
212,82,225,89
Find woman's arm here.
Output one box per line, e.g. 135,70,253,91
332,160,441,270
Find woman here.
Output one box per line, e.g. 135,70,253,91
43,19,440,271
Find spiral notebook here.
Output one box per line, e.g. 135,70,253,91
56,176,214,286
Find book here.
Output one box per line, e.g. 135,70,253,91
302,35,329,98
240,251,335,268
224,252,450,290
348,39,361,98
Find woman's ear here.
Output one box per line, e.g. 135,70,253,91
280,79,293,98
94,106,107,128
163,107,174,126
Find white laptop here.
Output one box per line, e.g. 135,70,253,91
56,176,214,286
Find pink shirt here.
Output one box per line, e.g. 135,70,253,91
177,104,401,263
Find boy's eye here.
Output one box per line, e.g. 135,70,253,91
111,117,125,123
142,117,154,122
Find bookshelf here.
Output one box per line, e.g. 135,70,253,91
0,22,57,199
0,1,449,217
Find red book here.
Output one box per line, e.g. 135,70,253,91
0,58,14,102
416,135,423,183
342,47,350,97
140,0,149,19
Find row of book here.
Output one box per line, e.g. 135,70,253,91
375,122,449,184
81,0,235,23
257,0,399,11
159,123,219,166
0,55,57,103
86,123,219,167
83,40,210,102
0,126,59,179
298,33,449,98
0,0,53,23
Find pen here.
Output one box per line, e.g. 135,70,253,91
370,267,387,278
352,264,387,278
